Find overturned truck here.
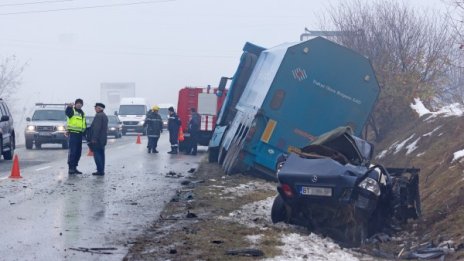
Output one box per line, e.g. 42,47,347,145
271,126,421,246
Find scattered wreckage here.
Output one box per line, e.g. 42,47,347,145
271,126,421,246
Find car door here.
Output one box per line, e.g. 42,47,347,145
0,103,7,147
2,103,13,146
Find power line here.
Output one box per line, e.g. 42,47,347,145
0,0,174,15
0,0,73,8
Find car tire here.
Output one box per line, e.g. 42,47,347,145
2,137,14,160
26,139,33,150
271,195,288,223
122,130,126,136
62,141,69,149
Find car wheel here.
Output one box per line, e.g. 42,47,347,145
2,137,14,160
122,130,126,136
35,143,42,149
271,194,289,223
343,219,368,247
62,141,69,149
26,139,33,150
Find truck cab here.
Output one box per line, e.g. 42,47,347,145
117,98,148,135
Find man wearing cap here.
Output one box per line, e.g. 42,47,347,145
167,106,181,154
89,103,108,176
65,98,86,174
143,105,163,153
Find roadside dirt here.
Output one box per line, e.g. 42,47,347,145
123,158,375,261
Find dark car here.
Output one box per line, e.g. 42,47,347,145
86,115,122,139
271,126,420,246
0,98,15,159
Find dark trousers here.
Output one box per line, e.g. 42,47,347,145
147,136,159,149
169,131,179,147
93,147,105,173
67,132,83,169
187,131,198,154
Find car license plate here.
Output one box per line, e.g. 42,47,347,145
301,186,332,197
39,132,52,137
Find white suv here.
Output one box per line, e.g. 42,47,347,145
25,103,68,149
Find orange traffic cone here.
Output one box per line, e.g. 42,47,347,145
136,134,142,144
9,154,22,179
87,148,94,157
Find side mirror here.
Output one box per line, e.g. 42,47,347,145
26,117,31,122
217,76,230,97
1,115,10,122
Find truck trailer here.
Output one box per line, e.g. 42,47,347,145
209,37,380,177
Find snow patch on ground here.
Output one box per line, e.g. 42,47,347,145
376,149,388,159
224,196,363,261
423,126,442,137
452,149,464,163
219,181,275,198
416,152,425,157
265,233,361,261
406,137,420,155
245,234,263,245
393,134,415,154
411,98,464,119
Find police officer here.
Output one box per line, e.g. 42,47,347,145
186,107,200,155
167,106,181,154
65,98,86,174
143,105,163,153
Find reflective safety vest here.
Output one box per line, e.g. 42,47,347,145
67,108,86,133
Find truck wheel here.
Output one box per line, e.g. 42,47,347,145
26,139,33,150
271,195,288,223
62,141,69,149
208,146,219,163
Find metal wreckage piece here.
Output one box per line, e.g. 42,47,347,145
271,126,421,247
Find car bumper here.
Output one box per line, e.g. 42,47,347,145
122,126,145,133
25,132,68,143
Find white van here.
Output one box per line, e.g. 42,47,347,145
118,98,148,135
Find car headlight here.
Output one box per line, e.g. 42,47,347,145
109,127,116,131
358,177,381,196
138,121,145,126
56,125,66,132
26,125,36,131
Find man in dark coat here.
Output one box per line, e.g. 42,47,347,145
65,98,86,174
143,105,163,153
89,103,108,176
186,107,201,155
167,106,181,154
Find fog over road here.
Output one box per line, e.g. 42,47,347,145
0,133,203,261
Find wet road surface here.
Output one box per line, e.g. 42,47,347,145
0,133,204,260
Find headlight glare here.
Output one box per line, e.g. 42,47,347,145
56,125,66,132
358,177,381,196
27,125,36,131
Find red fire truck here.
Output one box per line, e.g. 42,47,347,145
177,86,226,151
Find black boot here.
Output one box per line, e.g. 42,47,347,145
167,146,178,154
152,148,159,153
147,148,151,153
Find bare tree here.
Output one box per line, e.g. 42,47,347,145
323,0,454,141
0,55,26,99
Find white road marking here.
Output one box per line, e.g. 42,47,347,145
35,166,51,171
0,176,9,180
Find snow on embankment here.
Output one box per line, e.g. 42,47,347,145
377,99,464,164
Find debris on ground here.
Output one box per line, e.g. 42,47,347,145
225,248,265,257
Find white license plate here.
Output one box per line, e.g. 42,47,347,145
301,186,332,197
39,132,52,137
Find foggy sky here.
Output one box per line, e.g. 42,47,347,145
0,0,446,118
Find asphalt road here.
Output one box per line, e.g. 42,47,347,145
0,133,204,261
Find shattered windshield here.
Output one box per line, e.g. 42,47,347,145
32,110,66,121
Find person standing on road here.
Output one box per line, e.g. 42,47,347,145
65,98,86,175
167,106,181,154
186,107,201,155
89,103,108,176
143,105,163,153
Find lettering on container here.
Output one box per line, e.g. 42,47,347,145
312,79,362,105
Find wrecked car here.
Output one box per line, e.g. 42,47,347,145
271,126,421,246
